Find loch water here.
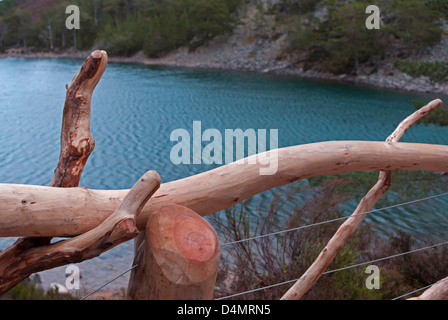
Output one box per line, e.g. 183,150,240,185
1,58,447,292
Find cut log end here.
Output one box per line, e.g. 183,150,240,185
127,204,221,300
91,50,103,59
149,205,220,284
173,209,219,267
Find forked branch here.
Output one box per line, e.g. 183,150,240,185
0,50,108,294
0,171,161,295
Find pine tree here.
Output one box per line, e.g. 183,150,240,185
391,0,442,55
190,0,233,47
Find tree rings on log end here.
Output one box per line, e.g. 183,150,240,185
148,204,220,284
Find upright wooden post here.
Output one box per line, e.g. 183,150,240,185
127,204,221,300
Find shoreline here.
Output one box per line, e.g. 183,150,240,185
1,49,448,100
2,49,447,300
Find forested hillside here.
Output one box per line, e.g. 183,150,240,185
1,0,448,76
0,0,240,57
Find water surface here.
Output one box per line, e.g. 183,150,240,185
1,58,447,292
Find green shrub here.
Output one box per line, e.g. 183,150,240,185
394,60,448,84
211,174,448,300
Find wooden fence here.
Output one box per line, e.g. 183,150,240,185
0,51,446,300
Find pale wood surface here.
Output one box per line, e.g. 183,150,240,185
0,141,447,237
0,50,108,294
127,204,220,300
281,99,443,300
0,171,160,295
51,49,107,187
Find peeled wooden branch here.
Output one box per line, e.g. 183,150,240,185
127,204,220,300
0,50,108,293
51,49,107,187
407,276,448,300
281,99,443,300
0,171,161,295
0,140,448,238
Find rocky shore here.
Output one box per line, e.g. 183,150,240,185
2,2,448,98
3,38,448,99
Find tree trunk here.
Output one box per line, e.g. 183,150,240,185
73,29,77,51
94,0,99,26
127,204,220,300
61,26,66,48
48,18,54,50
23,36,27,54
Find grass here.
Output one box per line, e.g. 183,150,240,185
0,278,76,300
308,170,448,203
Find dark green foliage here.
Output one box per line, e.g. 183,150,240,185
285,0,443,75
0,0,240,56
275,0,322,15
390,0,443,53
426,0,448,19
0,0,16,16
395,60,448,85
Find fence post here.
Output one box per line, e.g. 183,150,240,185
127,204,221,300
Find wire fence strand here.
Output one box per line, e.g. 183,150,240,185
392,277,448,300
221,191,448,247
79,191,448,300
216,240,448,300
80,264,138,300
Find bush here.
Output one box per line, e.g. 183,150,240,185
394,60,448,84
211,174,448,300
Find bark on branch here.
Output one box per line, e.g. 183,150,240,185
281,99,443,300
51,49,107,187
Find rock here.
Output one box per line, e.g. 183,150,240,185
49,282,69,294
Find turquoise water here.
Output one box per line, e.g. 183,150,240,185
0,58,447,291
